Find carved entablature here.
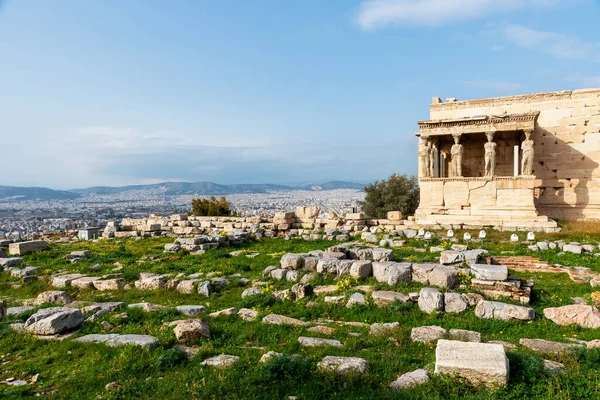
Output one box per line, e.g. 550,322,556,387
415,112,539,137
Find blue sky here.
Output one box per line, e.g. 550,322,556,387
1,0,599,189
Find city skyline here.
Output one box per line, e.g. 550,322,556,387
1,0,599,188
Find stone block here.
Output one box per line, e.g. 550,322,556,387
444,292,468,313
387,211,403,221
428,266,458,289
371,290,409,306
411,325,447,343
372,262,412,285
435,340,509,388
418,288,444,313
471,264,508,281
412,263,437,285
475,300,534,321
9,240,48,256
350,261,372,279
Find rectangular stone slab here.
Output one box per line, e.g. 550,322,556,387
435,339,509,388
471,264,508,281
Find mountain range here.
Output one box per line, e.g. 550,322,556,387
0,181,366,201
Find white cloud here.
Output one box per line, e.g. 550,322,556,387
565,73,600,88
503,25,600,61
356,0,562,30
458,80,523,92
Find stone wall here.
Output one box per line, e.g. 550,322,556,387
429,89,600,221
102,208,411,239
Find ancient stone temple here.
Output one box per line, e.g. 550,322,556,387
414,88,600,231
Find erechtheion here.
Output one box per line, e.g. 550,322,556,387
415,88,600,231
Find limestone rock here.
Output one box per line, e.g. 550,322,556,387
324,296,345,304
134,275,167,291
202,354,240,368
470,264,508,281
164,243,181,252
272,289,291,300
291,283,311,300
128,302,164,312
389,369,429,389
270,269,287,280
462,293,485,307
74,334,158,348
260,351,283,363
25,307,83,335
369,322,399,335
412,263,437,285
0,258,23,268
435,340,509,388
262,313,307,326
350,261,372,279
242,287,262,298
346,293,366,307
317,356,369,375
34,291,73,306
298,336,342,347
418,288,444,313
372,290,409,306
563,244,583,254
372,248,394,262
169,319,211,343
411,326,448,344
428,266,458,289
93,279,125,291
209,307,237,317
544,360,566,374
176,305,206,317
6,305,34,317
543,304,600,329
475,300,535,321
372,262,412,285
440,251,463,265
280,254,304,270
51,274,86,288
176,279,200,294
237,308,259,321
519,338,582,355
71,277,100,289
444,292,468,313
449,329,481,343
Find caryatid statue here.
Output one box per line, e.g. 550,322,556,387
484,131,497,176
521,130,535,176
450,134,463,177
418,136,431,178
428,139,436,178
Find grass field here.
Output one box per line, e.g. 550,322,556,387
2,232,600,399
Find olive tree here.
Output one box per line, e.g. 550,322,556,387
359,174,419,219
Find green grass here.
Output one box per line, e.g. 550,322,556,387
2,235,600,399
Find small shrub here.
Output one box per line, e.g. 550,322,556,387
335,276,357,293
241,293,275,308
457,270,472,286
259,355,312,383
156,347,188,370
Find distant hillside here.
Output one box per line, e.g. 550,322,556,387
71,181,365,196
0,181,366,201
0,186,80,201
70,182,292,196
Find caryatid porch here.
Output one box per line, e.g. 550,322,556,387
413,111,558,231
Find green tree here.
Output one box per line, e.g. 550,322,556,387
359,174,419,219
191,196,233,216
